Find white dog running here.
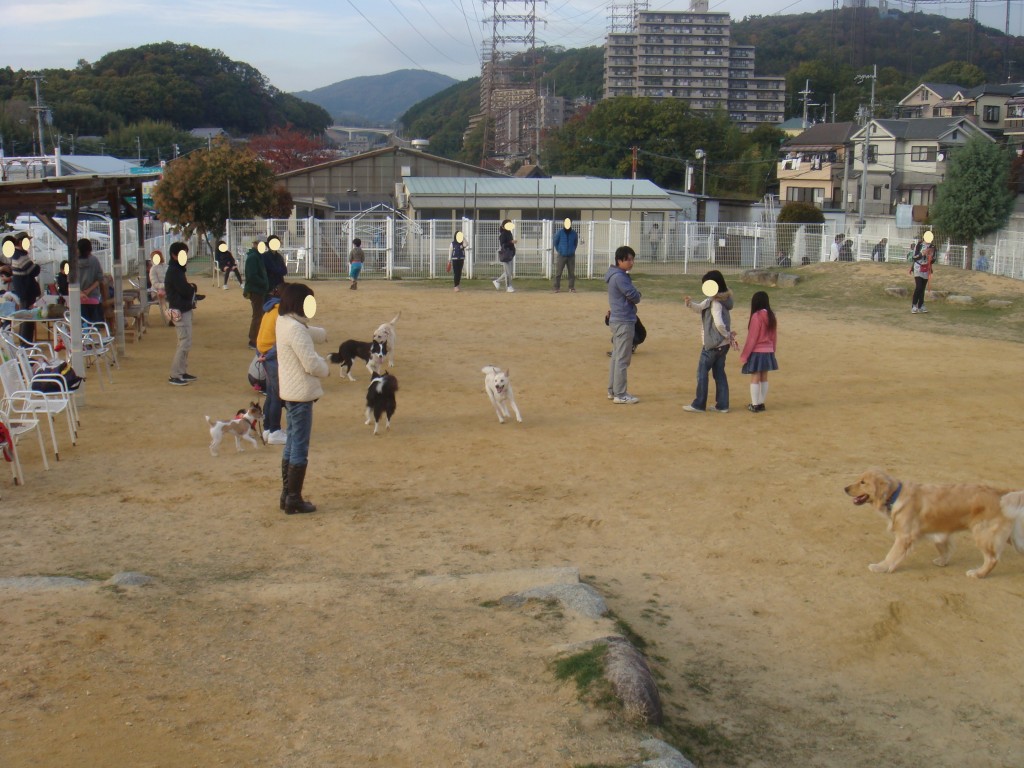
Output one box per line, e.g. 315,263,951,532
206,402,263,456
482,365,522,424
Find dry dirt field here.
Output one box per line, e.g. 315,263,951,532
2,264,1024,768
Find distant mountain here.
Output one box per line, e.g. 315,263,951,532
294,70,458,126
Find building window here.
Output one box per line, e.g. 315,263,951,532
786,187,824,204
911,146,937,162
867,144,878,163
872,185,883,201
983,105,1000,123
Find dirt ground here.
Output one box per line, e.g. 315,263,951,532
2,267,1024,768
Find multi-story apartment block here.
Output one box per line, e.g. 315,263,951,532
603,0,785,131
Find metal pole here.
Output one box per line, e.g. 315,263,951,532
856,65,876,234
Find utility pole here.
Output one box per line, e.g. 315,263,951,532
799,80,813,128
855,65,877,234
28,75,47,156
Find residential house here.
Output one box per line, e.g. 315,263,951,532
777,122,857,209
897,83,964,119
849,117,994,218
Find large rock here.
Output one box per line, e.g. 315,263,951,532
776,273,802,287
500,582,608,619
987,299,1013,309
741,269,779,286
602,635,663,725
631,738,697,768
946,294,974,305
885,286,908,297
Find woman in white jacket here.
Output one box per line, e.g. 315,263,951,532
276,283,328,514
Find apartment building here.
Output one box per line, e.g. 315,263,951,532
603,0,785,131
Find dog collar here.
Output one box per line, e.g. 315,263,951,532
885,483,902,512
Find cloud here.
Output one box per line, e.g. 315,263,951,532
4,0,142,24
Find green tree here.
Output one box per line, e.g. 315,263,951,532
920,61,985,88
153,138,291,241
929,135,1014,268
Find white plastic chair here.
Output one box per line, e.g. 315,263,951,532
0,399,48,480
55,321,114,388
0,357,76,461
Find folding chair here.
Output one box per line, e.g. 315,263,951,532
0,358,76,461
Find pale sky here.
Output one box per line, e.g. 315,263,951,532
1,0,1019,93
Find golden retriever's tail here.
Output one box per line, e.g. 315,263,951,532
1000,491,1024,553
390,312,401,326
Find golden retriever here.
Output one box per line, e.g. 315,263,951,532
844,468,1024,578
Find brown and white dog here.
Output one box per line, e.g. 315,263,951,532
845,468,1024,578
372,312,400,368
206,402,263,457
482,365,522,424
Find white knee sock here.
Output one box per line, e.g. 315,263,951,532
760,381,769,403
750,383,761,406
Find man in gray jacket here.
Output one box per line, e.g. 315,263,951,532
604,245,641,404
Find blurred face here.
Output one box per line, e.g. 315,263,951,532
257,241,268,254
563,218,572,230
218,242,228,253
19,235,30,251
503,221,514,232
176,249,188,266
62,262,70,276
268,235,281,250
1,240,13,259
455,231,464,244
150,251,162,266
302,295,317,319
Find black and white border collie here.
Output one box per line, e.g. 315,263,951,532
364,370,398,435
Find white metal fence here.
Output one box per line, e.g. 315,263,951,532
27,217,1024,288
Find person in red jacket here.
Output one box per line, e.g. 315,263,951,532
739,291,778,412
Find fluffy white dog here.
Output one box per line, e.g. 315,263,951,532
482,366,522,424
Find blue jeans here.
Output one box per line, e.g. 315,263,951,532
282,400,313,467
691,345,730,411
263,355,282,433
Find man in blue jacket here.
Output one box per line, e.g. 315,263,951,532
604,245,641,404
552,217,579,293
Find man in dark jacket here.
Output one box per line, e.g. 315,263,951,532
244,240,270,350
263,235,288,292
165,242,198,386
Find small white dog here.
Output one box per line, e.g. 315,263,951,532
372,312,401,368
482,366,522,424
206,402,263,456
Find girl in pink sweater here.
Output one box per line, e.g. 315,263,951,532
740,291,778,412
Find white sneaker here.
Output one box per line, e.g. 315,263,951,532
708,406,730,414
911,307,918,314
918,306,928,313
222,284,229,290
267,430,287,445
682,405,705,413
492,279,501,290
262,430,270,442
506,286,515,293
613,394,639,404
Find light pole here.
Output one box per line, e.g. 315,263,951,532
855,65,877,233
695,148,707,196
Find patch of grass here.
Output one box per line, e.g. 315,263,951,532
553,643,607,693
478,599,500,608
607,610,648,651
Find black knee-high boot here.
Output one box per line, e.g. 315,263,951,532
285,464,316,514
280,458,289,511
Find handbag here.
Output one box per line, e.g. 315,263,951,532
498,246,514,263
446,261,452,273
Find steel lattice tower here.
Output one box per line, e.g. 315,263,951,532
480,0,547,166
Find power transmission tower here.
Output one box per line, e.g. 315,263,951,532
479,0,547,167
28,75,47,156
